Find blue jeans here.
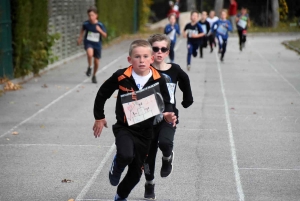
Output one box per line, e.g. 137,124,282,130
187,42,199,65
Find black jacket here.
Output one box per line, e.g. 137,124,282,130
94,65,173,130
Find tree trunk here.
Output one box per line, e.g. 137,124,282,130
214,0,224,16
186,0,196,11
271,0,279,27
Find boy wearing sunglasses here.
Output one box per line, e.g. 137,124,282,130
143,34,194,200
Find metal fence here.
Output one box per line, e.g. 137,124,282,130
48,0,95,61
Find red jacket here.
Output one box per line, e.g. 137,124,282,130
229,1,238,16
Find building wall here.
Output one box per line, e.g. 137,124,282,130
48,0,95,61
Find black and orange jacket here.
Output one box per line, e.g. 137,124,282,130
94,65,173,130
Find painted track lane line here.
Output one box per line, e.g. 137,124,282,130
249,42,300,97
240,167,300,171
0,53,127,139
75,143,115,201
215,53,245,201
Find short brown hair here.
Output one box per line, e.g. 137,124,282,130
87,6,97,14
148,34,171,50
190,10,199,16
129,40,152,56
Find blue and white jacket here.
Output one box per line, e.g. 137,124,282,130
212,19,232,39
164,23,181,44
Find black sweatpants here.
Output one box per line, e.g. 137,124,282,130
144,120,176,181
112,124,152,199
237,29,246,47
208,33,216,50
199,36,208,58
169,41,175,62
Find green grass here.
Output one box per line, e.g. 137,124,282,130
286,39,300,49
249,22,300,33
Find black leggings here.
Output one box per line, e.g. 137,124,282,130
169,41,175,62
144,120,176,181
208,33,216,50
113,124,152,198
237,29,246,46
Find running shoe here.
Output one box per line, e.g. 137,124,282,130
160,151,174,177
109,155,124,186
144,183,156,200
86,67,92,77
187,65,191,71
92,75,97,84
114,194,127,201
220,56,224,62
192,51,198,57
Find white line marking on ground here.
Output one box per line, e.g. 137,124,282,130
75,143,115,201
0,53,127,139
0,144,112,148
249,42,300,97
240,167,300,171
215,52,245,201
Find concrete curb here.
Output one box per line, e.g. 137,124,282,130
1,51,86,88
282,40,300,54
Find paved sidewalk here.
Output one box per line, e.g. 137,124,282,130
0,34,300,201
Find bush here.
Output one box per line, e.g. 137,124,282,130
11,0,59,77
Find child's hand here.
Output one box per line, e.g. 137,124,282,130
96,25,103,33
77,37,82,45
93,119,108,138
163,112,177,127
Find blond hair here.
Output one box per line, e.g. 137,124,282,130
129,40,152,56
148,34,171,50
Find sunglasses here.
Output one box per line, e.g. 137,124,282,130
152,47,169,53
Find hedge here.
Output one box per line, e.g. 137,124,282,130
10,0,152,78
96,0,152,41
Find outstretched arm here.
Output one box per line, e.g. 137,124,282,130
93,72,119,138
77,28,84,45
178,67,193,108
96,24,107,38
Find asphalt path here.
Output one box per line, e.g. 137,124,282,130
0,33,300,201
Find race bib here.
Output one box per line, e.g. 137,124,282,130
121,83,163,126
166,83,176,104
217,25,227,35
201,24,207,34
237,20,247,29
168,29,176,41
187,29,198,38
87,31,100,42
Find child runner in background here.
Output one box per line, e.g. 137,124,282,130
198,11,210,58
236,7,250,51
77,6,107,83
143,34,193,200
93,40,176,201
212,9,232,62
184,10,205,71
206,10,219,52
164,13,181,63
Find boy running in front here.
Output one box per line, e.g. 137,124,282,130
184,10,205,71
93,40,176,201
77,6,107,83
143,34,194,200
212,9,232,62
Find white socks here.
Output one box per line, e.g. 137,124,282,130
146,180,154,185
